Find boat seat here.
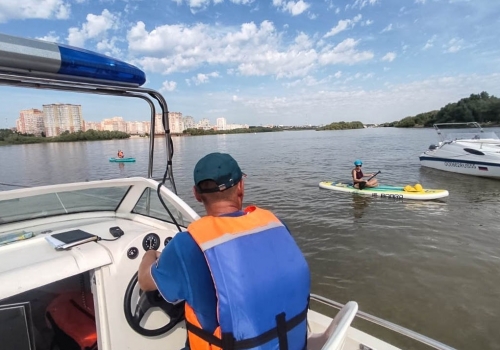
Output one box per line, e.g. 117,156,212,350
307,301,358,350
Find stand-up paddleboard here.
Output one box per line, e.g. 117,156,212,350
109,157,136,162
319,182,449,200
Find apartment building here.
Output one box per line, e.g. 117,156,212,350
197,118,211,130
216,117,227,131
183,116,196,130
126,121,150,135
16,109,44,135
85,121,102,131
102,117,127,132
154,112,184,134
43,104,84,137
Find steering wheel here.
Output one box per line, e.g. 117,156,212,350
124,271,185,336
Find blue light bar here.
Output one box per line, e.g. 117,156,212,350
0,33,146,87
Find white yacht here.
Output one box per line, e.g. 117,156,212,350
420,122,500,179
0,33,455,350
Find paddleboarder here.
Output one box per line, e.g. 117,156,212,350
352,159,378,189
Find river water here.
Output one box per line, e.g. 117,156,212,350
1,128,500,349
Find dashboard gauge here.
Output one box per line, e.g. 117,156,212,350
142,233,160,251
127,247,139,259
164,237,172,246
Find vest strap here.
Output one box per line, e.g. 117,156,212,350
276,312,289,350
185,305,308,350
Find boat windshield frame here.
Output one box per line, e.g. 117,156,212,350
0,185,131,225
433,122,500,142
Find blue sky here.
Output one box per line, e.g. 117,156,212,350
1,0,499,127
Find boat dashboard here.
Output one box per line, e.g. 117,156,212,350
0,177,198,350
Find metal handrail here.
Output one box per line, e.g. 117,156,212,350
310,294,456,350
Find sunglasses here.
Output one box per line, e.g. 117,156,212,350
356,165,362,167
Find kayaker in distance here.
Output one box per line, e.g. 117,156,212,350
117,150,124,158
352,159,378,189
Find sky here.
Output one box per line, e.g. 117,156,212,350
1,0,500,127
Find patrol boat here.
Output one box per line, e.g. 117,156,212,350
0,33,455,350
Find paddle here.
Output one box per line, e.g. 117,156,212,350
367,170,381,182
358,170,380,190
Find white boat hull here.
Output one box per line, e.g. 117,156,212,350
420,154,500,179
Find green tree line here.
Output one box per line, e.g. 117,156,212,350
0,129,129,145
316,121,364,131
387,92,500,127
183,126,280,136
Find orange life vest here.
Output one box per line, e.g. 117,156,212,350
46,291,97,350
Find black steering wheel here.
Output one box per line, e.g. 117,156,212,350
124,272,185,336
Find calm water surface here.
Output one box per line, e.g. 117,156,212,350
1,128,500,349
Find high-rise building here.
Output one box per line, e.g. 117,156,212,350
197,118,212,130
16,109,44,135
43,104,83,137
154,112,184,134
154,113,165,135
169,112,184,134
102,117,127,132
126,121,150,135
85,121,102,131
183,116,196,130
216,117,227,131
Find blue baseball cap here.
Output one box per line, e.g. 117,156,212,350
194,152,244,193
354,159,363,166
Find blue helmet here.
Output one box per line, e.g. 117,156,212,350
354,159,362,166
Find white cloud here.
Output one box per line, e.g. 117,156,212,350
273,0,310,16
415,0,426,4
235,73,500,124
346,0,379,10
67,9,119,47
423,35,436,50
129,20,372,79
127,21,318,78
382,52,396,62
444,38,464,53
324,14,362,38
190,72,220,85
381,23,393,33
161,80,177,92
36,32,60,43
0,0,70,22
319,38,374,65
96,37,122,57
362,19,373,26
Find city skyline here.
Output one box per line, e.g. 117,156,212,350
1,1,499,127
15,104,251,136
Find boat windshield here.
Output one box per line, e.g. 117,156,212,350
440,131,499,142
0,186,130,225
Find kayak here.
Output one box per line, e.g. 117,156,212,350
319,181,449,200
109,157,136,162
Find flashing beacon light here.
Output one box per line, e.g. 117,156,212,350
0,33,146,87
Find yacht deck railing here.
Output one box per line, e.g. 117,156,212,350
310,294,456,350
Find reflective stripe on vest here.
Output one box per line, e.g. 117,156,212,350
186,206,310,350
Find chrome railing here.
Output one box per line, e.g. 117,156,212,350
310,294,456,350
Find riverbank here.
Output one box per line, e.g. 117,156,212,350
0,129,130,146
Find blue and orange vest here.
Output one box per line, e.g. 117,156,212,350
186,206,310,350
